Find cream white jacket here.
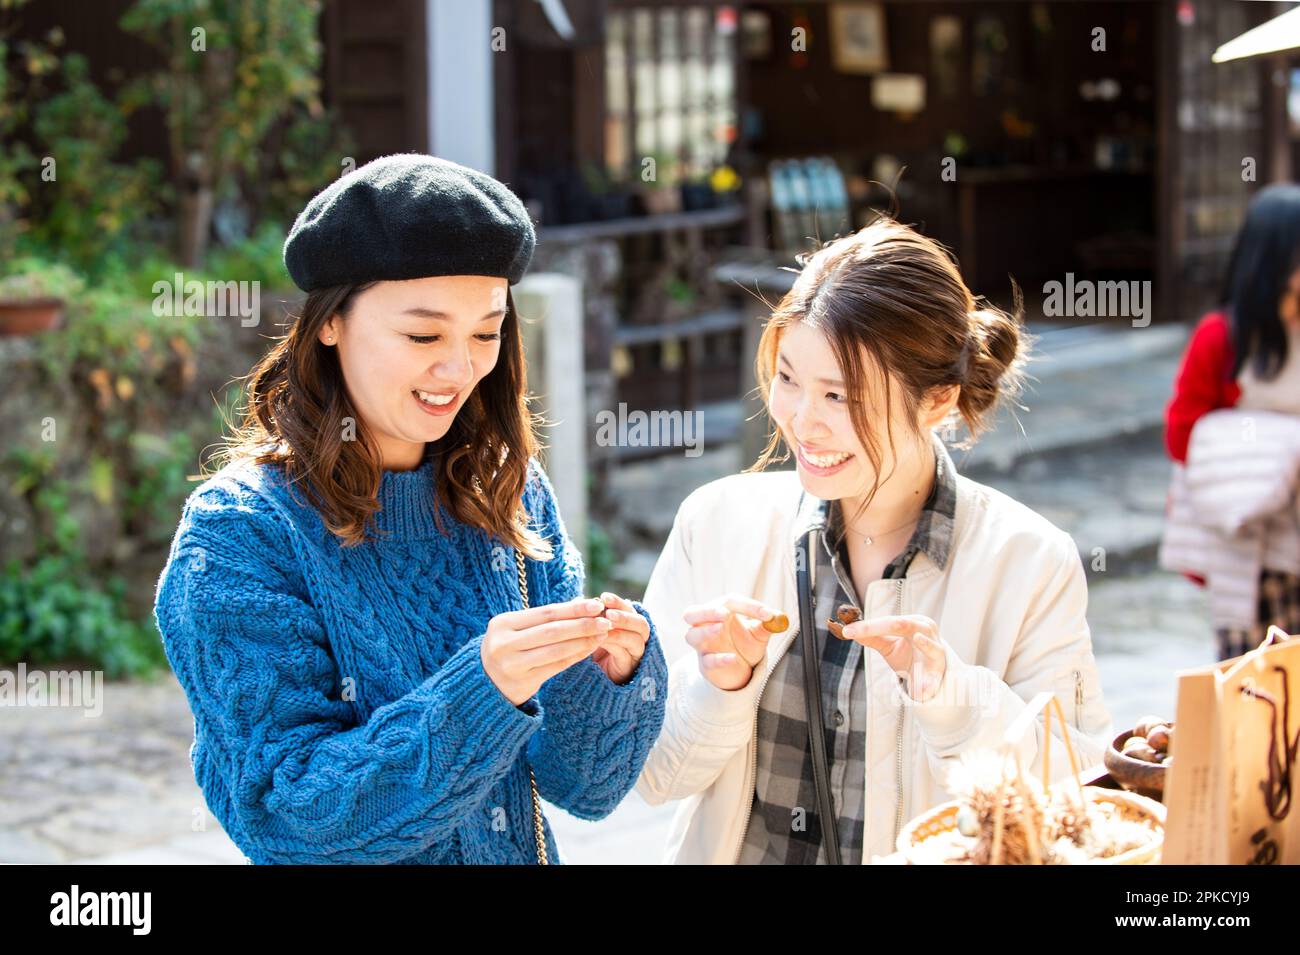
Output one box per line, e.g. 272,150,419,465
633,468,1114,864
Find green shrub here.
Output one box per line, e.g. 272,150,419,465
0,555,166,679
2,445,171,678
0,241,267,677
204,220,294,289
120,0,329,266
27,53,162,269
0,256,83,300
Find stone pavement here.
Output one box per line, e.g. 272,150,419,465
0,676,245,864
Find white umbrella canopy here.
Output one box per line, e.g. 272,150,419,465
1213,6,1300,63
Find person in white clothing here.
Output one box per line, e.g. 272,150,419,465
634,216,1114,864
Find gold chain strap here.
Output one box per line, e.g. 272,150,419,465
514,547,549,865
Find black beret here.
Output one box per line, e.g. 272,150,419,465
283,153,536,292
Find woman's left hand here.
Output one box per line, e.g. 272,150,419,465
841,614,947,702
592,592,649,685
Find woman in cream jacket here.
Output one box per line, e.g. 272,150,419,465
634,218,1114,864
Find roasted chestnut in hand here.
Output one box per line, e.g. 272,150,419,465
763,612,790,634
827,603,861,640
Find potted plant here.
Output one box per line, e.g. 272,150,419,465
679,177,715,212
679,160,717,212
580,161,634,222
0,260,81,337
636,152,682,216
708,163,743,206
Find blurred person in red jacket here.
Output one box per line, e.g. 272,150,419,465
1164,183,1300,659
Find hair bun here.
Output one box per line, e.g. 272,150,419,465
956,292,1029,437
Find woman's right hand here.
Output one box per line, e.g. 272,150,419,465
481,596,612,706
683,595,781,691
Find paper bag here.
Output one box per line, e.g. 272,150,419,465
1163,626,1300,864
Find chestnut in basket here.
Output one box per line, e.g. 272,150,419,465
827,604,861,640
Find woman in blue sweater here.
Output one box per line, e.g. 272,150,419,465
153,154,667,864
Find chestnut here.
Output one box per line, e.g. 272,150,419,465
827,603,860,640
1134,714,1168,738
1146,726,1171,753
1127,742,1161,763
763,613,789,634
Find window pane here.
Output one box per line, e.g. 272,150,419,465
636,60,656,117
606,12,627,114
685,8,707,59
636,115,657,163
633,8,653,60
710,57,733,102
661,58,682,111
686,58,707,110
662,109,682,159
658,8,679,60
605,4,741,180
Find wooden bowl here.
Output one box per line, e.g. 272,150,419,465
1104,728,1169,802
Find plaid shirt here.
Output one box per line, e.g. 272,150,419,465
737,432,957,864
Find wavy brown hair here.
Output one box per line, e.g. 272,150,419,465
750,215,1030,526
210,282,552,558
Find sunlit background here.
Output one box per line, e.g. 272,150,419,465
1,0,1293,863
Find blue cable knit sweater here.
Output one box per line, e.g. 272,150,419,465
153,447,667,864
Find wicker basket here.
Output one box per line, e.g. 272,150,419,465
897,786,1166,864
895,692,1167,865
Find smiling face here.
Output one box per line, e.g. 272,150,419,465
753,219,1023,515
768,320,936,501
318,274,509,470
770,320,884,499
